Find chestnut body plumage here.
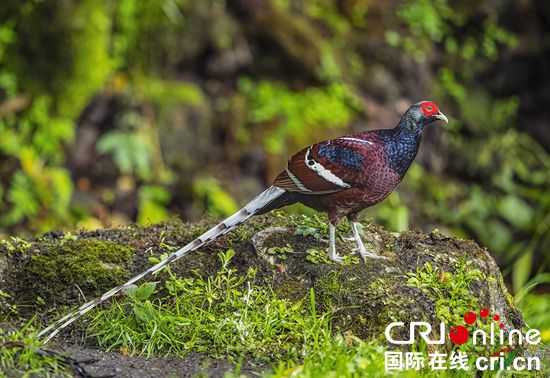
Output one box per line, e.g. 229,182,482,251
39,101,447,342
273,130,409,221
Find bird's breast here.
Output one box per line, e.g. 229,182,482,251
383,136,421,176
357,160,403,206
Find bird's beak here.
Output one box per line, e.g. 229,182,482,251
434,112,448,124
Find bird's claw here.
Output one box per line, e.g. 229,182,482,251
328,252,344,263
365,253,388,260
351,248,388,262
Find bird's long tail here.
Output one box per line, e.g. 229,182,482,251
38,186,287,344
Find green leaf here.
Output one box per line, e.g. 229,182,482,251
137,185,170,225
97,130,153,180
192,178,239,218
123,284,138,298
136,77,204,106
134,282,158,301
512,250,533,295
497,195,534,230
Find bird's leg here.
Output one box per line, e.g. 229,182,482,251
349,220,387,262
328,222,344,263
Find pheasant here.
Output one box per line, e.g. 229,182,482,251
39,100,447,342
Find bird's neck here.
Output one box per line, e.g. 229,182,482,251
378,120,423,176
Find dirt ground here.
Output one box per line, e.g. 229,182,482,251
56,345,263,378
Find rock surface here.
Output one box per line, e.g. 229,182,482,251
0,214,524,376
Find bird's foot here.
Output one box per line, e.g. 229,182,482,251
328,252,344,263
351,248,388,262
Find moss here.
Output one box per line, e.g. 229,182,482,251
273,280,309,303
225,226,254,245
18,239,133,305
313,270,346,309
311,268,421,340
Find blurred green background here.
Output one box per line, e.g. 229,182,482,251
0,0,548,335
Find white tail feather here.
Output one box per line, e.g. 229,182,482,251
39,186,286,343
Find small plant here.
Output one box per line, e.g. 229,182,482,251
1,237,32,253
292,214,330,240
294,224,324,240
406,255,487,323
292,214,357,241
60,232,77,244
266,243,294,260
0,321,70,377
306,248,360,266
0,289,18,316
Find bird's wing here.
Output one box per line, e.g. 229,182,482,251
274,135,378,194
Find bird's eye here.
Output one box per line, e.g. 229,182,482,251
426,105,433,112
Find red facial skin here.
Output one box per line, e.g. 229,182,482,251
420,101,440,117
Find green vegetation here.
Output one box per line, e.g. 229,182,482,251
407,258,496,357
266,336,388,378
518,291,550,344
0,323,69,378
407,258,548,371
238,78,361,155
406,257,489,325
85,250,494,376
90,249,333,359
305,247,360,266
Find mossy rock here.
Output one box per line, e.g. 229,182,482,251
12,239,133,307
0,215,523,342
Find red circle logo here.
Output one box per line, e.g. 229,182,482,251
449,325,470,344
464,311,477,324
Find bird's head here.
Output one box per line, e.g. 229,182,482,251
403,101,448,129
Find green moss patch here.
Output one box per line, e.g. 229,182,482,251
18,239,133,305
